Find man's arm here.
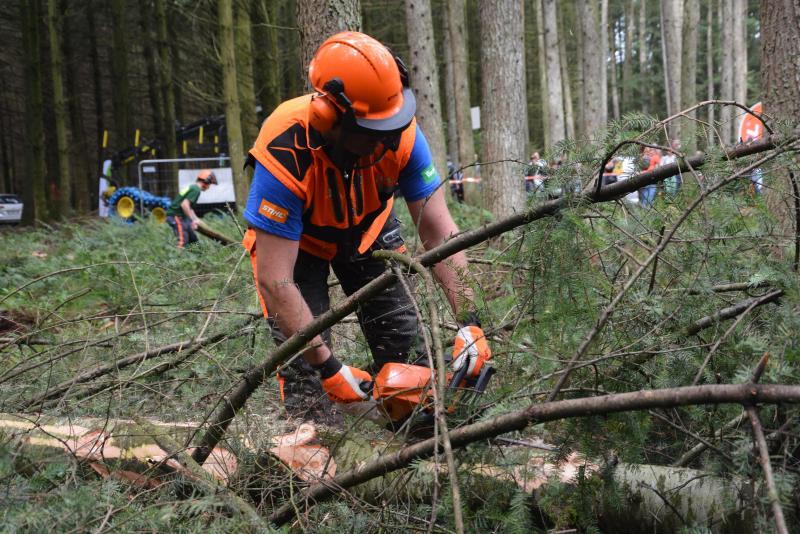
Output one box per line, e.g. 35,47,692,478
180,199,200,229
253,227,331,366
406,187,473,318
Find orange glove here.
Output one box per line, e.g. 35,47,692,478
316,356,372,404
452,324,492,378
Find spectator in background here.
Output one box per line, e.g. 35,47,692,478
638,146,661,207
601,159,619,187
448,157,465,203
661,139,682,197
749,168,764,195
525,152,547,196
166,170,217,248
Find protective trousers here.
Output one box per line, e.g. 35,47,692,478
167,215,198,248
244,215,422,397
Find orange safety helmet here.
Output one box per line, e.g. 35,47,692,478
308,31,416,144
197,170,218,185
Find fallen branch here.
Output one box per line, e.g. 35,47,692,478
746,407,789,534
191,132,797,465
196,222,237,246
18,317,256,410
269,383,800,525
685,289,783,336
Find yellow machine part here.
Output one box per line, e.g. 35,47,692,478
115,196,135,219
150,206,167,224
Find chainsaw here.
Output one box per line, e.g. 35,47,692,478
357,356,495,435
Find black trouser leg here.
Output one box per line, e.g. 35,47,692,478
332,217,422,373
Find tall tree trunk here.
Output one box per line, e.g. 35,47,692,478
254,0,282,116
20,0,47,224
600,0,609,122
660,0,683,139
479,0,528,218
638,0,648,112
578,0,602,140
87,0,104,175
706,2,715,146
719,0,734,145
558,4,575,139
760,0,800,253
681,0,699,152
446,0,476,181
235,0,259,149
535,0,551,148
296,0,361,88
154,0,177,161
219,0,248,208
609,17,621,121
109,0,130,172
732,0,748,140
542,0,565,148
442,12,459,167
622,0,634,113
404,0,446,180
47,0,71,217
62,0,89,213
141,3,165,159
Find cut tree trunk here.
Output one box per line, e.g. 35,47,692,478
0,414,759,533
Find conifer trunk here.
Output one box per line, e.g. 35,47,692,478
732,0,748,124
706,2,715,146
542,0,565,147
62,0,89,213
535,0,550,148
479,0,528,218
253,0,282,116
154,0,177,162
720,0,734,144
219,0,248,208
235,0,259,150
660,0,683,139
578,0,602,140
622,0,634,113
87,0,104,172
21,0,47,224
682,0,699,151
446,0,476,180
442,12,459,168
109,0,130,177
558,6,575,139
404,0,446,180
296,0,361,88
47,0,72,217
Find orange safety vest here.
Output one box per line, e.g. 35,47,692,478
249,95,418,261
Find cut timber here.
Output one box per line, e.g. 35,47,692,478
0,414,763,532
196,221,236,245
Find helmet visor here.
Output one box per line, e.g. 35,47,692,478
352,88,416,136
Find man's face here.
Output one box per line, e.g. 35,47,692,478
199,181,210,191
340,130,384,156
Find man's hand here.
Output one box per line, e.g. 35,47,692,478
452,324,492,377
316,355,372,403
190,218,200,230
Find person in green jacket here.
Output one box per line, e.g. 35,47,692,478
166,170,217,248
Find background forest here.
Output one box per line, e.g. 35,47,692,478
2,1,800,533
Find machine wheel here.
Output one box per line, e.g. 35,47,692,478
115,196,136,219
150,206,167,224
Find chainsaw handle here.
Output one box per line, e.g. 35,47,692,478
448,359,470,391
360,380,374,396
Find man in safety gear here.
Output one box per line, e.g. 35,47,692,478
166,170,217,248
242,32,491,422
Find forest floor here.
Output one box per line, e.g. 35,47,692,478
1,170,798,532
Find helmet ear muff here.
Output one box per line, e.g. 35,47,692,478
309,93,339,133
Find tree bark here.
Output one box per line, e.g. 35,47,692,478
62,0,89,214
558,4,575,139
446,0,476,180
706,2,715,146
542,0,565,147
535,0,550,148
681,0,699,151
154,0,177,161
47,0,72,217
404,0,446,181
660,0,683,139
720,0,734,144
442,11,459,167
578,0,603,141
253,0,282,116
732,0,748,136
109,0,130,176
638,0,648,111
296,0,361,88
235,0,259,149
20,0,47,224
218,0,249,209
479,0,528,219
608,16,620,121
760,0,800,252
622,0,634,113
